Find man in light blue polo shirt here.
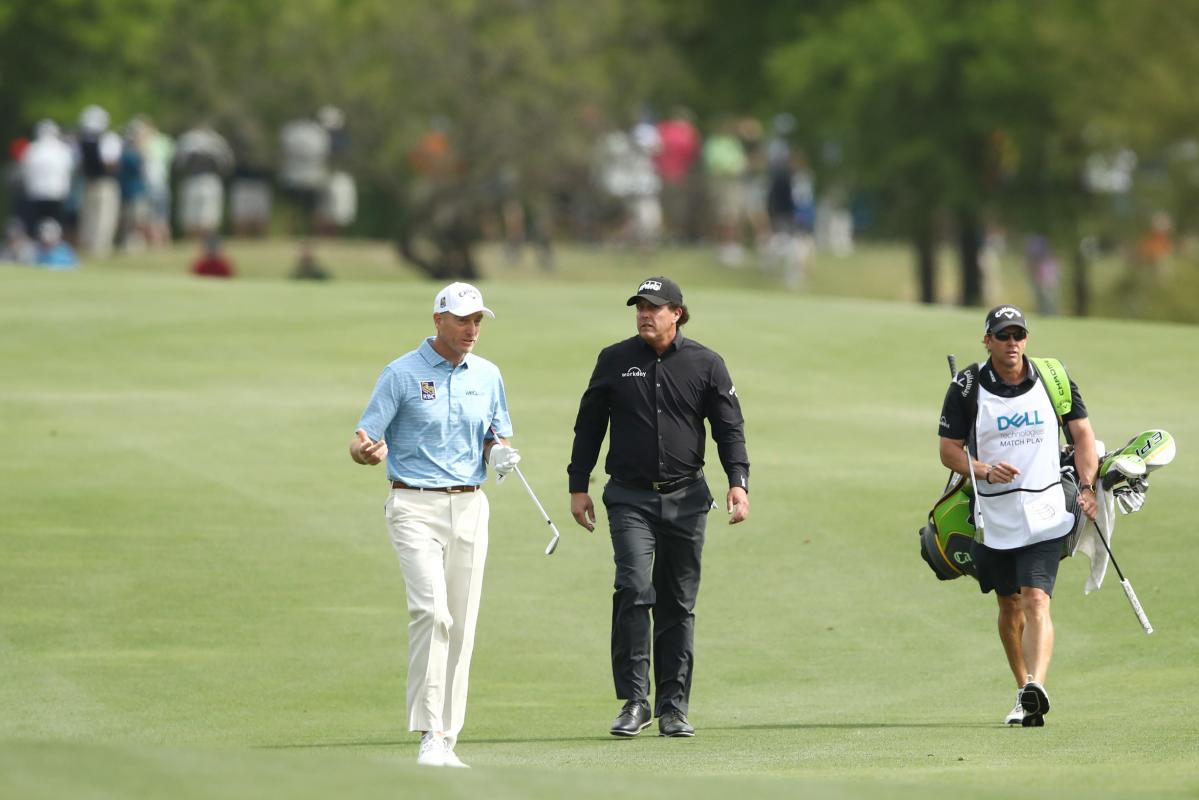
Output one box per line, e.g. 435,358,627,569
349,282,518,768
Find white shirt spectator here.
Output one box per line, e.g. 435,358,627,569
22,121,75,201
279,119,330,191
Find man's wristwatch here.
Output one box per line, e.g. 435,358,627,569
1081,483,1096,493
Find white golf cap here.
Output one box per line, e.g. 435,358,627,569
433,282,494,318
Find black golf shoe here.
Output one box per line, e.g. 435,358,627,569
609,700,652,737
657,708,695,737
1020,681,1051,717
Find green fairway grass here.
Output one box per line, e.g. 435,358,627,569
2,247,1196,798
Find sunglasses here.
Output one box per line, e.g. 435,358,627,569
991,329,1027,342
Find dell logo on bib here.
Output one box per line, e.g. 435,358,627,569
997,411,1044,431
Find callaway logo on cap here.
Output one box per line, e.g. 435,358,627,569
434,282,495,318
984,304,1028,334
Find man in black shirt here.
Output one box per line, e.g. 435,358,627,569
568,276,750,738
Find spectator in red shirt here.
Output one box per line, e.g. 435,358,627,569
191,235,235,278
654,108,701,243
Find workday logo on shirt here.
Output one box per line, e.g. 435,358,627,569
621,367,647,378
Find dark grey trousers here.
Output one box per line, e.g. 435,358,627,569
603,478,713,716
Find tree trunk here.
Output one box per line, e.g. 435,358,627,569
1072,237,1090,317
914,218,936,304
957,211,983,307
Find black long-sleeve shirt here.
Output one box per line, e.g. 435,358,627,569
568,331,749,493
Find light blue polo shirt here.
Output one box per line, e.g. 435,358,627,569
357,337,513,486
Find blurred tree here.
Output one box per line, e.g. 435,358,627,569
0,0,173,220
767,0,1058,307
150,0,682,277
0,0,173,142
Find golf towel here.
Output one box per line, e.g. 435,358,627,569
1073,483,1117,594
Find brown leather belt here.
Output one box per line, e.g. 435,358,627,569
392,480,479,493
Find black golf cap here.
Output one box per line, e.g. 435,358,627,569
627,276,683,307
984,304,1029,334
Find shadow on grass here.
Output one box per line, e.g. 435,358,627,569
259,735,613,750
260,721,994,750
709,721,995,731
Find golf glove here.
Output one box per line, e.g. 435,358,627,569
488,443,520,483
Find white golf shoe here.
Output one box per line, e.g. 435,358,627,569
1005,691,1024,725
417,732,446,767
442,746,470,769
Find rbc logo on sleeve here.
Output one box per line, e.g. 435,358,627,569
420,380,437,400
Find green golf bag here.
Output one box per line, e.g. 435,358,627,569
919,475,979,580
919,429,1175,582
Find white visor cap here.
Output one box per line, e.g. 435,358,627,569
434,282,494,318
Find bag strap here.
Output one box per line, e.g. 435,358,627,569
1028,356,1072,418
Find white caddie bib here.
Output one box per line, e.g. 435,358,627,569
974,378,1074,550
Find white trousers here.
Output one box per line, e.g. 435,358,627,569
79,178,120,258
384,488,488,748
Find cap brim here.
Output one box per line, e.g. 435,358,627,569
626,294,670,306
990,322,1027,333
438,305,495,319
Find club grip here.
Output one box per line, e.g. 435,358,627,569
1121,579,1154,634
947,354,957,378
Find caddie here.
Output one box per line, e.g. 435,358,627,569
937,305,1098,727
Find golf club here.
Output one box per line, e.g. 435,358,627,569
941,354,960,492
512,464,563,555
963,444,986,536
1091,519,1153,634
490,427,562,555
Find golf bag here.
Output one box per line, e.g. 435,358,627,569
918,430,1175,583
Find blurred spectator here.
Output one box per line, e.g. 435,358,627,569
77,105,122,258
19,120,74,234
594,119,661,248
1135,211,1173,274
702,120,749,265
492,164,554,269
979,221,1006,305
190,234,235,278
1,217,36,264
654,108,701,243
117,120,150,250
737,116,771,250
278,113,331,236
762,113,812,288
139,118,174,246
315,105,357,235
228,122,273,237
33,218,79,269
174,124,234,238
765,113,798,231
6,136,31,225
291,240,331,280
1025,234,1060,315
